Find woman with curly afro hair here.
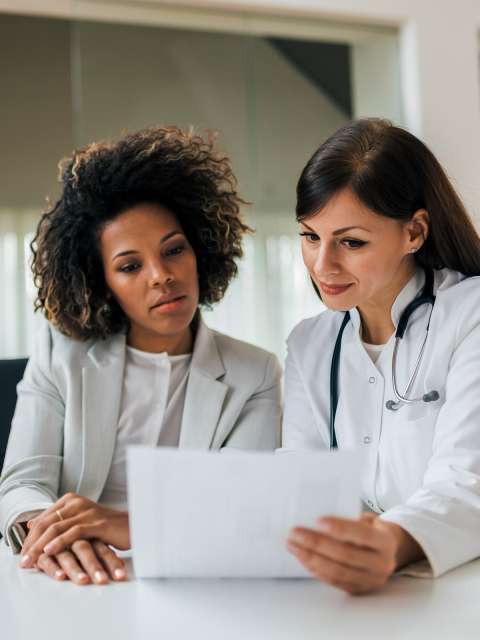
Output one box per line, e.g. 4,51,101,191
0,126,282,586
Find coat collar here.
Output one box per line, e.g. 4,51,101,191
390,268,426,327
77,332,127,498
85,330,127,368
348,268,426,333
84,314,225,377
178,315,228,449
189,314,226,380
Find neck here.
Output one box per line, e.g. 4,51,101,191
127,324,193,355
357,263,416,345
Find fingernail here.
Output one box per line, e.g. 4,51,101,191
76,572,89,582
289,531,305,544
94,571,107,583
55,570,65,580
114,568,126,580
43,542,55,554
20,555,31,568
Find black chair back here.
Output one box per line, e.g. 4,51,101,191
0,358,28,474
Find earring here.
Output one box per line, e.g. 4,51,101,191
410,248,417,254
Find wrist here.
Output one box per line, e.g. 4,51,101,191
380,521,424,570
117,511,131,549
102,508,131,550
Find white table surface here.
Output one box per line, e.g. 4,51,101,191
1,543,479,640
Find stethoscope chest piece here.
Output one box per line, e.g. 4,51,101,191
385,389,439,412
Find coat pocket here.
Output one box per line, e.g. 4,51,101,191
400,385,446,423
386,412,437,500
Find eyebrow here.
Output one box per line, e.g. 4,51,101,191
112,230,184,260
300,222,371,236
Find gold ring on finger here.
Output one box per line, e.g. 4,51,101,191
56,509,64,522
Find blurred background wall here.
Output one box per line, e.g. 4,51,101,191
0,0,478,363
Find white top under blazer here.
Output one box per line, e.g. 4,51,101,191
283,268,480,577
99,347,192,509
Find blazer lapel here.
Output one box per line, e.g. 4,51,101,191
179,318,228,449
76,333,126,499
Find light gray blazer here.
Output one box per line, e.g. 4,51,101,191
0,317,282,548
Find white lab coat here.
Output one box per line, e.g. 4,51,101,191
283,268,480,577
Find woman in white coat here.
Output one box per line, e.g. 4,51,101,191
0,126,281,585
284,118,480,594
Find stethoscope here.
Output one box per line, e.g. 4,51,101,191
329,268,440,449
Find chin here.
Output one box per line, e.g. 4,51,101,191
322,295,357,313
151,317,191,335
325,303,352,313
153,308,197,332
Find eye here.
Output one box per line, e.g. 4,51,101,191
164,243,185,257
341,238,367,249
299,232,320,243
118,262,140,273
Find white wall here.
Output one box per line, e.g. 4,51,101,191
351,36,402,124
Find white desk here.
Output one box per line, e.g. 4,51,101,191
1,544,479,639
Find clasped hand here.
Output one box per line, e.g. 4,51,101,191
19,493,130,585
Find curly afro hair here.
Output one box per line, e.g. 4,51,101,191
31,126,251,340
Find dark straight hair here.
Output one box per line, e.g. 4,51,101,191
296,118,480,276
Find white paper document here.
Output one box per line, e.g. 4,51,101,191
127,447,363,578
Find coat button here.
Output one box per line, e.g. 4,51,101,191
368,376,376,384
363,436,371,445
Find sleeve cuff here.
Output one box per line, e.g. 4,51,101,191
4,503,53,554
379,510,439,577
394,559,433,578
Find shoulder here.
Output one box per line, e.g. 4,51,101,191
31,317,118,369
30,318,85,364
435,270,480,336
210,327,281,389
286,309,342,357
436,269,480,303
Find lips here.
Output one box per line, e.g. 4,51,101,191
318,282,353,296
149,294,186,310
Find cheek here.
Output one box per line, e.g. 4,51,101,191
105,271,140,311
352,244,404,291
348,253,379,278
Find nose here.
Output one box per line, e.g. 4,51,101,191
146,259,174,288
312,244,340,278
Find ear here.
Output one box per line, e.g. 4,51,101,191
405,209,429,252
